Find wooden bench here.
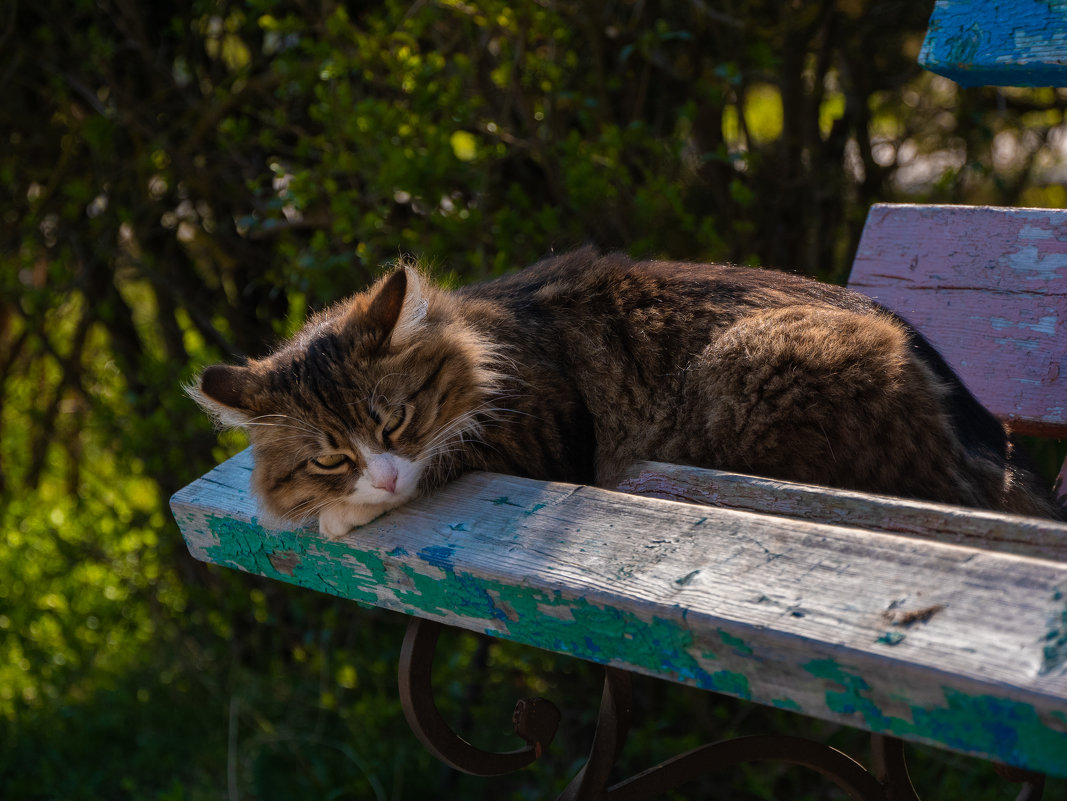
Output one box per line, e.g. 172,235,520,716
172,202,1067,799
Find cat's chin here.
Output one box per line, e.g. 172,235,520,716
318,498,406,540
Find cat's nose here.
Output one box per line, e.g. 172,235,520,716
372,465,398,494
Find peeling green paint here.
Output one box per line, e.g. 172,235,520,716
1039,587,1067,676
192,514,1067,778
804,658,1067,774
202,513,720,683
718,628,754,656
772,698,803,712
708,669,751,700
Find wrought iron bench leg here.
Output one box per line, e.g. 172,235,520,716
557,666,632,800
398,616,561,776
396,617,1048,800
870,735,920,801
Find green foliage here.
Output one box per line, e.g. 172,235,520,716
2,0,1066,798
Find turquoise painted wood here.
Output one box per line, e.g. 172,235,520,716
920,0,1067,87
171,449,1067,779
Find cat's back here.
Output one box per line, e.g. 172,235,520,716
460,247,874,324
454,247,893,395
448,248,1052,516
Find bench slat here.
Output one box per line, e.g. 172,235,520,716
849,203,1067,437
920,0,1067,87
171,449,1067,778
617,462,1067,561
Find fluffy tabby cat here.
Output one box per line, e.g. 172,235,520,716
192,248,1056,538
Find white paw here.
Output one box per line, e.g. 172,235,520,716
318,501,391,540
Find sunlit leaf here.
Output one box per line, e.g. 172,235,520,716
449,130,478,162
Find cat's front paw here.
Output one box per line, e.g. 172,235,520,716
318,501,388,540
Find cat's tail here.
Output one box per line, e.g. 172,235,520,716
904,326,1062,520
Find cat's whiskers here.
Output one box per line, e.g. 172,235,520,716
480,343,520,381
468,389,544,420
418,410,513,468
244,413,325,437
419,433,480,467
472,404,540,422
345,373,409,411
243,421,317,435
418,407,530,458
284,494,337,523
370,372,408,397
421,409,490,454
245,432,323,456
247,428,318,443
261,434,315,446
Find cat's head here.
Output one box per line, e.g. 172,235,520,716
190,264,502,538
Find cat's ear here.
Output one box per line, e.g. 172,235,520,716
189,364,261,428
363,266,428,349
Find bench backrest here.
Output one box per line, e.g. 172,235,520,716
848,203,1067,440
919,0,1067,88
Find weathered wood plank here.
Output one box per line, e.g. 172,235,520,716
616,462,1067,561
172,448,1067,777
919,0,1067,87
849,203,1067,437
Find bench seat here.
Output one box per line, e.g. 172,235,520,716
171,449,1067,778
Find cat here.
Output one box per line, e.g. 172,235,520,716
191,247,1057,539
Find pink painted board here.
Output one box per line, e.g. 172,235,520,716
849,203,1067,437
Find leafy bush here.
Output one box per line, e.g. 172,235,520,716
2,1,1065,798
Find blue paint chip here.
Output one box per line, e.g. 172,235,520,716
674,570,701,586
491,496,523,507
387,546,408,557
877,631,906,646
418,544,456,571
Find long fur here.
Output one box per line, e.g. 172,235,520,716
193,248,1058,528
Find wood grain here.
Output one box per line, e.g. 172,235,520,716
849,203,1067,438
919,0,1067,87
171,448,1067,778
616,461,1067,561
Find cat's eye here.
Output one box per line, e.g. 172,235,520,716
310,453,350,471
382,406,407,435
